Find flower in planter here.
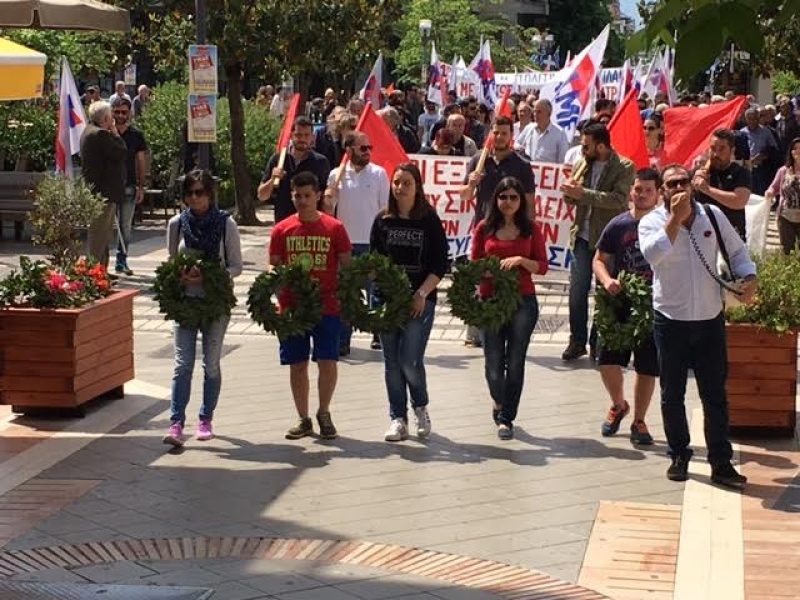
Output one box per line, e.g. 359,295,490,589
0,255,112,309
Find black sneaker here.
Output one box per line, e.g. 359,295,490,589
285,417,313,440
370,335,382,350
562,341,587,361
711,462,747,489
667,455,689,481
497,423,514,440
317,411,338,440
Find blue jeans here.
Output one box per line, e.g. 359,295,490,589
482,295,539,425
340,243,371,348
653,311,732,467
568,237,594,346
170,315,230,426
115,186,135,266
379,299,435,421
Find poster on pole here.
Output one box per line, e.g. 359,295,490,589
188,45,218,94
123,63,137,87
187,94,217,143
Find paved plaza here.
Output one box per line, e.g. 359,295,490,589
0,210,797,599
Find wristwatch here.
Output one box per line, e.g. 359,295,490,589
416,289,427,299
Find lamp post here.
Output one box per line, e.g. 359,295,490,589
419,19,432,85
195,0,209,171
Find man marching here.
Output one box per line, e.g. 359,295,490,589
593,168,661,445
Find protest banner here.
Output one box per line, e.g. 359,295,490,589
409,155,575,270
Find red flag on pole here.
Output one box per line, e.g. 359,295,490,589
663,96,749,167
354,103,410,178
608,89,649,169
275,93,301,153
483,85,512,153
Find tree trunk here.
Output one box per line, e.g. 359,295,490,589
226,62,259,225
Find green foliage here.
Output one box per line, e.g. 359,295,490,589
0,98,58,171
448,257,521,332
772,71,800,96
594,271,654,352
0,256,112,309
338,253,413,334
29,175,106,269
153,251,237,330
548,0,615,63
247,265,322,340
726,250,800,333
138,81,187,188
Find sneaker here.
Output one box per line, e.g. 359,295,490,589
115,262,134,276
285,417,313,440
630,420,654,445
384,418,409,442
601,402,630,436
667,455,690,481
562,341,587,361
316,411,338,440
497,423,514,440
413,406,431,438
195,419,214,441
163,423,184,447
711,462,747,489
370,335,382,350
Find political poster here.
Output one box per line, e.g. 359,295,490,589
188,45,218,94
187,94,217,143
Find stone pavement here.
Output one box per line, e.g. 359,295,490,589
0,209,796,599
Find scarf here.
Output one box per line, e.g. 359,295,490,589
179,205,229,261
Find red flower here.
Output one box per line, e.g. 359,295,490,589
96,279,110,292
45,271,68,292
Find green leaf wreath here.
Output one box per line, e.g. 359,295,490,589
594,271,654,352
447,257,521,332
153,252,236,330
247,264,322,340
338,252,412,333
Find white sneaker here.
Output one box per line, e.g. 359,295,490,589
384,418,409,442
413,406,431,438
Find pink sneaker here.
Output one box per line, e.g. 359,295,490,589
163,423,184,447
195,419,214,441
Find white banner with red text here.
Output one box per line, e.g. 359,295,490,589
410,154,576,271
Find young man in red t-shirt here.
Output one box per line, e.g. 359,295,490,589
269,171,352,440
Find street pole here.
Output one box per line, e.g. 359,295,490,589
195,0,210,171
419,19,432,86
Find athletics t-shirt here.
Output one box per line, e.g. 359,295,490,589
268,212,352,315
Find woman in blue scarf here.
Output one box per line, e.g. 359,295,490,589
163,169,243,447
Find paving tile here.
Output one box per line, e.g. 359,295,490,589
240,571,327,595
272,586,366,600
8,566,88,583
334,578,430,600
204,580,274,600
139,565,232,586
71,559,160,583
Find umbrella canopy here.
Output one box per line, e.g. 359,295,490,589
0,0,130,32
0,36,46,99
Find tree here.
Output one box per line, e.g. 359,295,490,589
123,0,400,225
630,0,799,81
548,0,615,60
393,0,539,84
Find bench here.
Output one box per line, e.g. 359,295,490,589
0,171,44,241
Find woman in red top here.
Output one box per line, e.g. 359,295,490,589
471,176,548,440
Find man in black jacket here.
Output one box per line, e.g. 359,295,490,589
81,100,127,267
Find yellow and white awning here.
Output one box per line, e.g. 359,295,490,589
0,37,47,100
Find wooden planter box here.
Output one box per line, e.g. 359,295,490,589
726,323,797,437
0,289,137,414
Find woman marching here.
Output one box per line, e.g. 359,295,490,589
766,137,800,254
370,163,449,442
163,169,243,446
471,177,548,440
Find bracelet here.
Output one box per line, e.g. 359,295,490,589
416,288,427,299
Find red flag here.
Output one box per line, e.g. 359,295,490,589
385,82,395,97
608,89,649,169
353,103,410,178
484,86,512,151
275,93,301,153
663,96,749,167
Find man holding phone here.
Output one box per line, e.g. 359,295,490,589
639,164,758,489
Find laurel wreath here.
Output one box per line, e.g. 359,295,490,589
338,252,413,333
594,271,654,352
447,257,522,332
247,264,322,340
153,252,236,330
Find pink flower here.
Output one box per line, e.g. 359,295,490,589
68,280,84,293
45,271,68,292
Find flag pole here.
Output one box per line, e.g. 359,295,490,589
272,147,287,186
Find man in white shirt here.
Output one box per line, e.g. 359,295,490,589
513,101,533,150
520,99,569,163
324,131,390,355
639,164,758,489
108,80,131,106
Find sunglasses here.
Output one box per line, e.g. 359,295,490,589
497,193,521,202
185,188,207,197
357,145,373,152
643,125,657,131
664,178,691,189
113,110,128,115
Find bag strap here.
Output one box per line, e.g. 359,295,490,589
704,204,732,273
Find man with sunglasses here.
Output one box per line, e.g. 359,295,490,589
324,131,390,355
111,97,148,276
639,164,758,489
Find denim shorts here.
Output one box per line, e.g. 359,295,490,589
279,315,341,365
597,334,659,377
